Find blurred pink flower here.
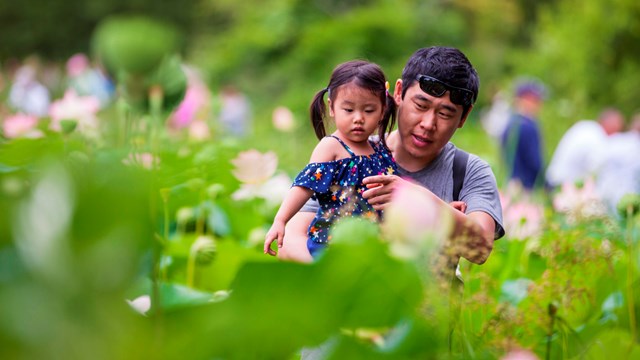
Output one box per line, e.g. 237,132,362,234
49,89,101,135
188,120,211,141
230,149,278,184
272,106,295,132
122,152,159,170
232,173,292,207
382,181,452,260
553,178,607,221
503,201,544,240
501,348,539,360
2,113,43,138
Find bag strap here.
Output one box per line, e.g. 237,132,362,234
452,148,469,202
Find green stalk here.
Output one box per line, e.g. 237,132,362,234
546,302,557,360
626,205,637,343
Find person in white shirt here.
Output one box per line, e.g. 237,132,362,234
594,115,640,213
545,108,624,188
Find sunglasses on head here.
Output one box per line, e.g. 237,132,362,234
415,74,475,107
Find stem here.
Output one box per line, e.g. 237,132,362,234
186,246,196,288
546,303,556,360
626,205,637,343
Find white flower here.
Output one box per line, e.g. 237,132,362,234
126,295,151,315
381,182,452,260
230,149,278,184
272,106,295,132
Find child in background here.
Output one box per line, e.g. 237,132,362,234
264,60,397,258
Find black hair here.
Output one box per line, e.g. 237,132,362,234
401,46,479,118
309,60,396,150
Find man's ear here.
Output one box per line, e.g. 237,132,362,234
458,105,474,128
393,79,403,106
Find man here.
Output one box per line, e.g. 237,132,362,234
277,46,504,265
500,79,546,192
545,107,625,188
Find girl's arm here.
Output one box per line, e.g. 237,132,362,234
264,137,340,256
264,186,314,255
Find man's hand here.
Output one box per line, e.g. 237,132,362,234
264,220,286,256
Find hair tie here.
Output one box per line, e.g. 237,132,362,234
385,81,390,96
325,87,331,97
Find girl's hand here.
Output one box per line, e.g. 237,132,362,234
264,221,286,256
449,201,467,213
361,174,406,211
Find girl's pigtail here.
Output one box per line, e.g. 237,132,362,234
309,87,329,140
379,82,397,151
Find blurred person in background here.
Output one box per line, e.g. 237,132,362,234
218,84,252,137
545,107,625,189
66,53,114,108
593,112,640,213
8,56,51,117
500,78,547,192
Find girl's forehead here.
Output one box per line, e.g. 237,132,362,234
333,83,380,102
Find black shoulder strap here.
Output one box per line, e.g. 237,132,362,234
452,148,469,202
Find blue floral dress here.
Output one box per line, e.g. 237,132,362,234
293,135,397,256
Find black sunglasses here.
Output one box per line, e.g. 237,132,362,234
415,75,476,106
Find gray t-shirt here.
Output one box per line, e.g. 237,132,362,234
301,142,505,240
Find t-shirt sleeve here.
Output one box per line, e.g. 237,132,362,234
459,155,505,240
293,162,337,194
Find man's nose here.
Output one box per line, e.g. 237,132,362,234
419,112,436,130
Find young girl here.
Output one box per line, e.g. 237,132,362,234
264,60,397,258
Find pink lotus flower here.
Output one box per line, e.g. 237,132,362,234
188,120,211,141
553,178,607,222
232,172,292,207
381,181,452,260
503,201,544,240
272,106,295,132
501,348,539,360
230,149,278,184
49,89,101,136
2,113,43,138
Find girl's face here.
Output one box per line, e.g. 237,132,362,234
329,82,384,144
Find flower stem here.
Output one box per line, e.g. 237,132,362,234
626,205,637,343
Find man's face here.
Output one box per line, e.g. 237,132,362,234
393,80,470,168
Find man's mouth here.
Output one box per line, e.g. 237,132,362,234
412,134,433,146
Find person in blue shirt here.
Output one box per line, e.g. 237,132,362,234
501,79,547,191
